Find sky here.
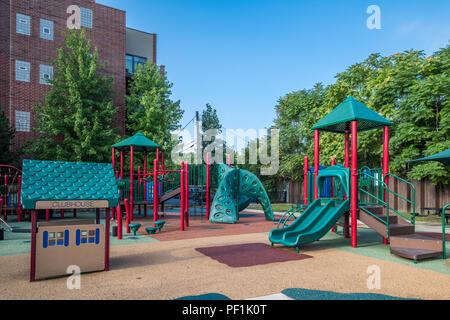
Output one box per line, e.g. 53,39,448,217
98,0,450,136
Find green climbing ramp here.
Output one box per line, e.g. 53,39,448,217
209,164,274,224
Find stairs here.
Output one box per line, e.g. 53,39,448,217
360,205,443,262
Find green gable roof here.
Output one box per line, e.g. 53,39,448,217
408,148,450,166
112,133,162,152
21,160,119,210
311,97,393,134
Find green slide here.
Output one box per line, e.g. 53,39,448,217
269,199,350,250
209,164,274,224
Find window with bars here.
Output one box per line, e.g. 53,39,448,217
40,19,54,40
16,13,30,35
15,111,30,132
16,60,30,82
80,8,93,28
40,65,53,85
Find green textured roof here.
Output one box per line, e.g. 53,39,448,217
21,160,119,210
311,97,393,134
408,148,450,166
112,133,162,152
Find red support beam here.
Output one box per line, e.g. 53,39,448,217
96,208,100,225
351,121,358,248
144,151,147,202
120,151,124,180
344,130,351,239
130,146,134,222
331,158,336,233
17,175,22,222
180,162,185,231
117,204,123,240
383,126,390,245
185,162,189,228
105,208,110,271
314,130,320,200
45,209,50,222
112,148,115,173
304,156,309,206
30,210,37,282
153,159,159,221
60,209,64,219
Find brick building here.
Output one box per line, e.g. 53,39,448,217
0,0,157,152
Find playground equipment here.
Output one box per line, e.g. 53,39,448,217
20,160,119,282
270,97,445,263
0,165,23,221
112,133,212,232
209,163,274,224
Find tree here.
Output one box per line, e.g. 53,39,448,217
28,29,118,162
0,109,18,165
126,61,183,156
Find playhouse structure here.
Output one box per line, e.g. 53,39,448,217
20,160,119,282
270,97,446,262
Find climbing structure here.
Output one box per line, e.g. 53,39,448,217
209,164,274,224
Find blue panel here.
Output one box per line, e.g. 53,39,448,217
76,230,81,246
64,230,69,247
43,231,48,249
57,241,64,246
89,238,95,244
81,239,87,244
95,228,100,245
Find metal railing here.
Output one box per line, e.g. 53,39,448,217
384,173,416,226
276,205,307,229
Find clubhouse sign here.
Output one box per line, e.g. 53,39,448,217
35,200,109,210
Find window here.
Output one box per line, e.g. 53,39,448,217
15,111,30,132
126,54,148,74
43,230,69,248
15,60,30,82
76,228,100,246
39,65,53,85
16,13,30,35
40,19,53,40
80,8,93,28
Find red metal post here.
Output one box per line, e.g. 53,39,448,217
3,175,7,220
144,151,147,202
45,209,50,222
314,130,320,200
120,151,124,180
304,156,309,206
17,175,22,222
105,208,110,271
344,130,350,239
73,209,77,218
117,204,123,239
60,209,64,219
153,159,159,221
383,126,390,245
124,198,130,234
30,210,37,282
185,162,189,228
331,158,336,233
130,146,134,222
180,162,185,231
351,121,358,248
96,208,100,224
138,166,142,207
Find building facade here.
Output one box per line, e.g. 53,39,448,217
0,0,157,152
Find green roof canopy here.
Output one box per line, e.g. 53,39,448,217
311,97,393,134
21,160,119,210
112,133,162,152
408,148,450,166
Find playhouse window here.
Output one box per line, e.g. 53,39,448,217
76,229,99,246
43,230,69,248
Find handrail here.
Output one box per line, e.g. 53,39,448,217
384,173,416,225
277,205,306,229
443,204,449,260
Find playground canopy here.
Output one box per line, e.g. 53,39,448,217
408,148,450,166
112,132,162,152
21,160,119,210
311,96,393,133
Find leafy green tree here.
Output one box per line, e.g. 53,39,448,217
0,109,18,165
29,29,118,162
126,61,183,156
